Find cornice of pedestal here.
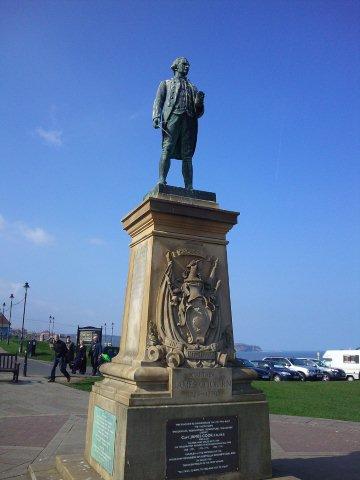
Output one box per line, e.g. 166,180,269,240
122,196,240,243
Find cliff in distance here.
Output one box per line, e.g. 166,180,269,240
235,343,262,352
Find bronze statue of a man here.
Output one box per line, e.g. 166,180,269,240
152,57,205,190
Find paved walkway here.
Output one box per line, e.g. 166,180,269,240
271,415,360,479
0,372,359,479
0,373,88,480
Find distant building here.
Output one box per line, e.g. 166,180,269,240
9,328,27,339
0,313,10,339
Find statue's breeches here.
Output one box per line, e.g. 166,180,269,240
162,113,198,160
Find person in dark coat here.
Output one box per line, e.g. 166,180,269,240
48,334,71,382
89,334,102,376
72,340,87,374
65,335,75,369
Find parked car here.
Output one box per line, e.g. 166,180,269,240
236,358,271,380
252,360,301,381
323,350,360,381
262,357,323,381
296,358,346,381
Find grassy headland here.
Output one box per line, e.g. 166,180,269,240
255,380,360,422
65,377,359,422
0,338,54,362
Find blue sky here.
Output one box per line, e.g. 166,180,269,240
0,0,359,350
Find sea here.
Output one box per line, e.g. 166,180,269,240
102,335,323,361
235,350,324,361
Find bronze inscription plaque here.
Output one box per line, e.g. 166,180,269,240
166,415,239,479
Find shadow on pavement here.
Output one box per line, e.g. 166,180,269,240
273,451,360,480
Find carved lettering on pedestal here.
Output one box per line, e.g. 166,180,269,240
172,368,232,403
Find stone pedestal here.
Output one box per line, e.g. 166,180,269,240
64,188,271,480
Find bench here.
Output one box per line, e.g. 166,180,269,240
0,353,20,382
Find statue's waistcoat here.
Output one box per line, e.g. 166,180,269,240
154,78,198,124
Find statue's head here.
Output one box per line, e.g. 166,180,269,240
171,57,190,76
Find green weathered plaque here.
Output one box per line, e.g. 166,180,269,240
91,405,117,474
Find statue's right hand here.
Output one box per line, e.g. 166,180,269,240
153,118,160,129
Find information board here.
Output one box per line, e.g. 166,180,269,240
79,330,94,344
91,406,117,475
166,415,239,479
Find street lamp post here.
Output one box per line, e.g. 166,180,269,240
7,294,14,345
48,315,54,340
111,322,114,346
52,316,55,337
104,322,107,345
19,282,30,354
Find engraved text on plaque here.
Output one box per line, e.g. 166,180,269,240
91,406,117,475
166,415,239,479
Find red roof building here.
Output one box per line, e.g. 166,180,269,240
0,313,10,337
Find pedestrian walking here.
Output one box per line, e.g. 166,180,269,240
48,334,71,382
72,340,87,374
88,334,102,376
65,335,76,370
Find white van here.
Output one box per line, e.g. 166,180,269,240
323,350,360,381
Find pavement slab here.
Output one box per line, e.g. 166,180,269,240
0,415,69,448
0,376,88,479
270,414,360,454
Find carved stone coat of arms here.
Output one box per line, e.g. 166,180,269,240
147,249,235,368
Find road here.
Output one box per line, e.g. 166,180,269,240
21,357,93,378
0,347,94,378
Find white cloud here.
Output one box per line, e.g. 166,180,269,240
88,237,107,246
35,127,63,147
0,279,23,298
0,213,54,246
18,224,55,246
129,112,140,120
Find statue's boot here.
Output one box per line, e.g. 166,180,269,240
183,158,193,190
159,153,171,185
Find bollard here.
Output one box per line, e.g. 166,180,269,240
23,350,28,377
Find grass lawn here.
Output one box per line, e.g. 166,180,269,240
254,380,360,422
65,376,103,391
0,338,54,362
65,377,360,422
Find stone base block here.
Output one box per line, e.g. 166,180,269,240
28,462,62,480
56,454,102,480
144,183,217,202
83,389,272,480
